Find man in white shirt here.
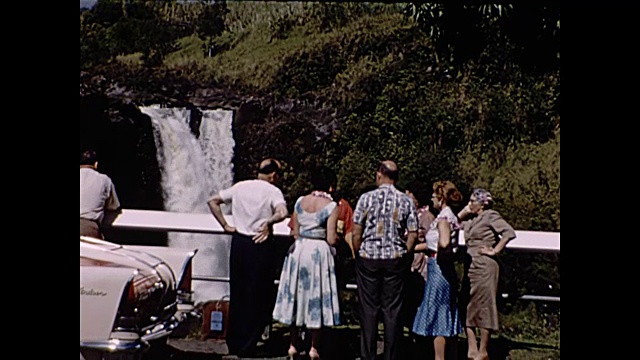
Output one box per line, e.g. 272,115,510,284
80,150,121,239
207,158,288,357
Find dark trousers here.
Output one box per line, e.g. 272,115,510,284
400,270,425,330
226,232,277,355
356,254,411,360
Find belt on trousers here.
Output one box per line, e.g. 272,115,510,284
80,218,99,224
425,250,437,258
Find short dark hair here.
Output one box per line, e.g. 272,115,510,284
377,162,399,181
258,158,282,175
404,179,430,207
80,150,98,165
310,166,337,193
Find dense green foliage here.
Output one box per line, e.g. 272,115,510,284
80,1,560,350
80,0,228,68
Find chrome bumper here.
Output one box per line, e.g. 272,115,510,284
80,316,180,353
79,338,147,353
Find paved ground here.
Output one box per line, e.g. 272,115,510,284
158,316,384,360
163,323,367,360
162,323,456,360
151,315,558,360
166,329,381,360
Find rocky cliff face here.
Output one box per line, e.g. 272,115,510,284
80,70,338,239
80,69,261,213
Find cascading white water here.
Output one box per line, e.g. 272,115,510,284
140,105,235,304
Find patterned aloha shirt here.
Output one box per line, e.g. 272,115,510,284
353,184,418,259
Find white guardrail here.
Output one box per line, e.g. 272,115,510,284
105,209,560,301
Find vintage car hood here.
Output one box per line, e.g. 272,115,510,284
81,238,172,298
83,236,174,275
80,237,197,289
81,236,168,269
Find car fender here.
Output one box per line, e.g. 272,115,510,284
123,245,197,286
80,266,137,342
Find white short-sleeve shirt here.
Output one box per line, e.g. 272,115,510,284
425,206,460,252
218,179,286,236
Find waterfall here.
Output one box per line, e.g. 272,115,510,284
140,105,235,304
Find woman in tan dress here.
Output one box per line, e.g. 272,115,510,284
457,189,516,360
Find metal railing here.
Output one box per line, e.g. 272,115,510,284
106,209,560,302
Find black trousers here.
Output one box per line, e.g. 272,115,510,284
356,254,411,360
400,270,426,330
226,232,277,355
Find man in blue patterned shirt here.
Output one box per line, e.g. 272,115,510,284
352,160,418,360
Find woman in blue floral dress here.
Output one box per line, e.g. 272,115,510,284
273,168,340,360
412,180,464,360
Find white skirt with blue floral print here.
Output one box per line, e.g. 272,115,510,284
273,238,341,329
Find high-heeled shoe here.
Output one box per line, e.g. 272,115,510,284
288,345,298,360
309,347,320,360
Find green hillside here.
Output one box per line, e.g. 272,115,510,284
80,2,560,354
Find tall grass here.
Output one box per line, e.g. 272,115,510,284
162,11,408,91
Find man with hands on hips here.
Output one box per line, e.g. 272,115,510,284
207,158,288,357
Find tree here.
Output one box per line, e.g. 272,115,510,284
80,0,185,67
405,2,560,71
194,0,230,57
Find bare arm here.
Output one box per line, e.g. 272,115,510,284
352,223,363,255
344,232,355,258
290,212,298,239
326,206,339,246
437,220,451,250
270,203,289,225
414,242,428,251
406,231,418,253
207,194,236,233
253,203,288,243
342,202,355,258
